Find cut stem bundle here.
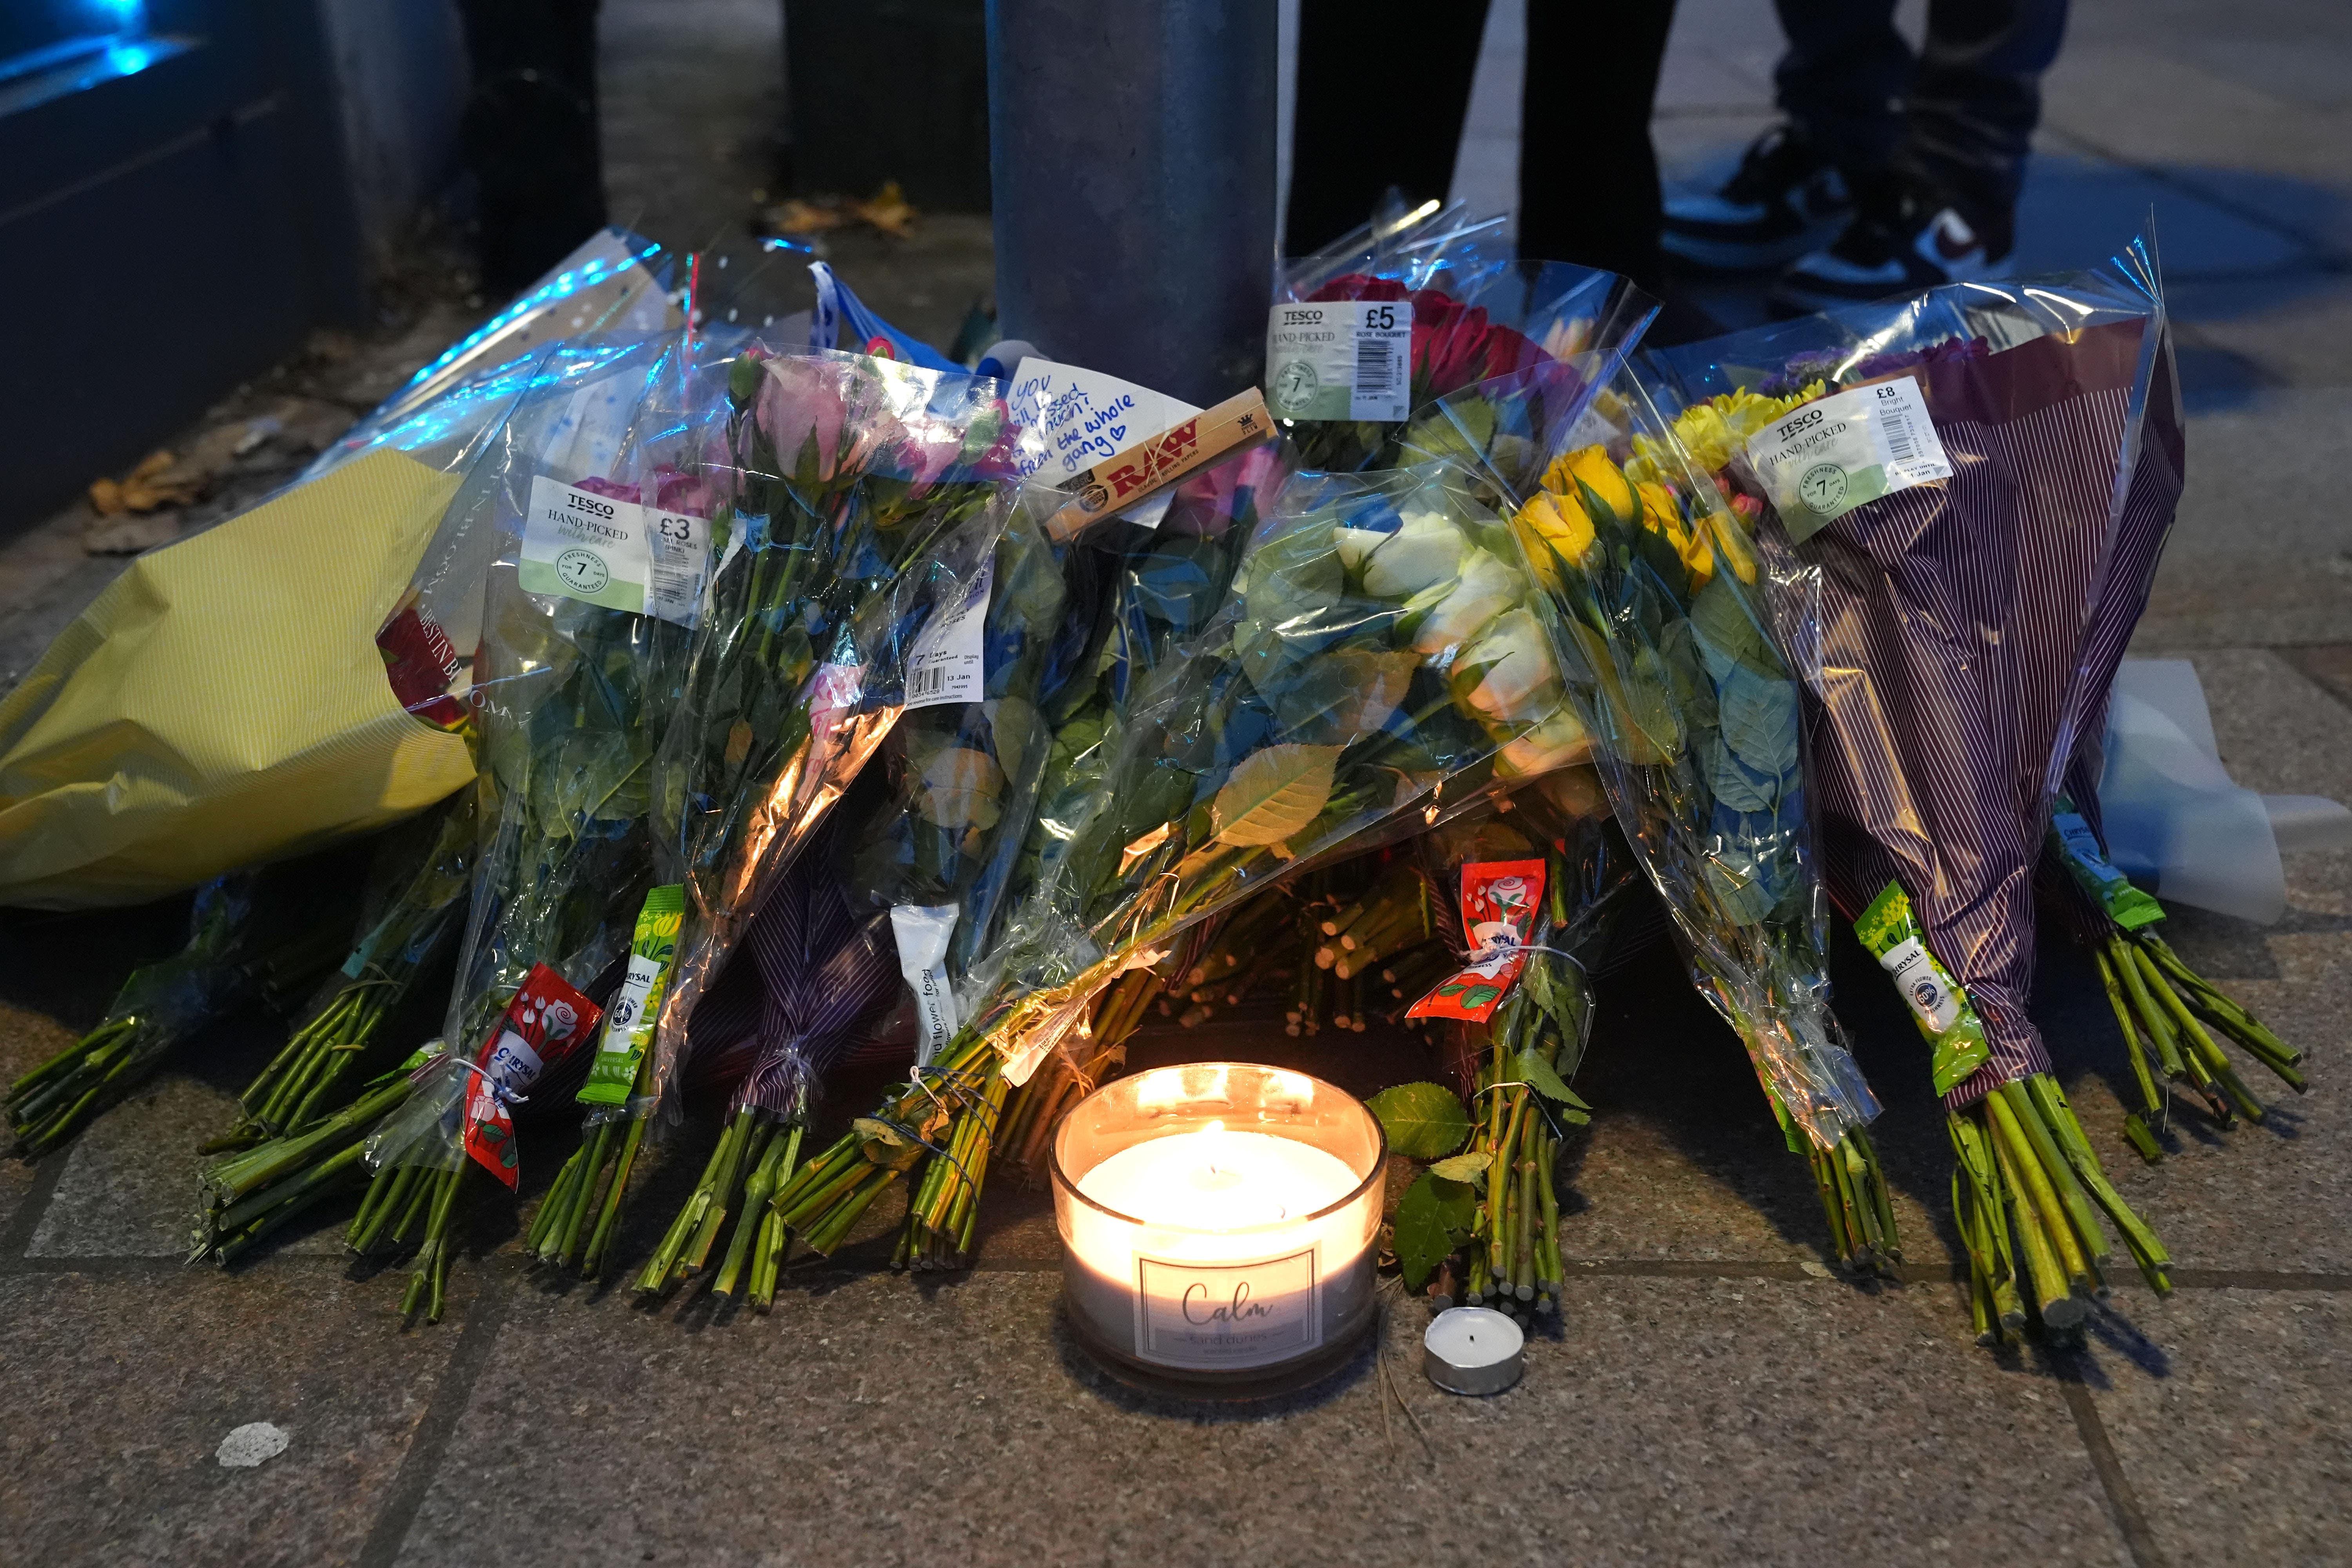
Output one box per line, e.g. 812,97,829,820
2094,929,2305,1158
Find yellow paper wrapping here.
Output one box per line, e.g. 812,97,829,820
0,450,477,908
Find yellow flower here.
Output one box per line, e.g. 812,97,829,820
1541,445,1637,530
1634,479,1717,586
1515,489,1593,564
1668,385,1826,477
1702,504,1759,585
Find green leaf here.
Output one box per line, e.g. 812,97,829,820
1706,732,1781,814
1702,850,1777,926
1514,1048,1592,1117
1717,663,1800,777
1689,576,1773,679
1391,1172,1452,1291
1367,1081,1472,1161
1265,647,1421,746
1428,1150,1492,1184
1210,743,1343,848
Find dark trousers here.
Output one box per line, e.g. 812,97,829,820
1286,0,1680,290
1773,0,2068,218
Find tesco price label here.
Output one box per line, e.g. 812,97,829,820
519,475,710,626
1265,299,1413,423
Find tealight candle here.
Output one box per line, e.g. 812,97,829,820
1423,1305,1524,1395
1051,1062,1385,1392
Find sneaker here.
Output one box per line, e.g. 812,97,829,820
1770,185,2014,314
1661,124,1853,274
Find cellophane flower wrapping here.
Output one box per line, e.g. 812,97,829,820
440,332,719,1078
308,228,681,484
647,349,1022,1114
1648,235,2182,1106
1452,361,1882,1152
373,336,684,737
1273,210,1659,474
969,450,1599,1080
731,484,1069,1116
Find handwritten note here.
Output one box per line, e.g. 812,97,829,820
1009,358,1200,530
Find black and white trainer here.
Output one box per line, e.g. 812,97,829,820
1770,187,2015,314
1660,124,1853,274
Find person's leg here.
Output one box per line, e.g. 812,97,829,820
1285,0,1493,257
1770,0,1912,178
1767,0,2064,310
1659,0,1901,274
1516,0,1678,288
1898,0,2068,221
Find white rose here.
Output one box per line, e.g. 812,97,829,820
1411,550,1520,657
1497,706,1590,778
1360,510,1467,599
1460,607,1563,723
1334,523,1387,573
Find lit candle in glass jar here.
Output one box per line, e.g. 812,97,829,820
1051,1062,1385,1392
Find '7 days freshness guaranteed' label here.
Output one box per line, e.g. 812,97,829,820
519,475,710,626
1743,376,1953,541
1266,299,1412,423
903,557,992,711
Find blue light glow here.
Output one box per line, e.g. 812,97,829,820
101,38,160,75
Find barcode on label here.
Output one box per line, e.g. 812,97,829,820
1355,336,1397,397
911,664,947,698
1882,411,1918,466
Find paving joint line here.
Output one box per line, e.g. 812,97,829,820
5,1242,2350,1292
355,1272,513,1568
2055,1358,2167,1568
0,1153,72,1268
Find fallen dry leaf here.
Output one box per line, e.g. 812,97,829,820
765,198,847,236
84,509,182,555
850,180,917,239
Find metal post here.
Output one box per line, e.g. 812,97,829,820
985,0,1278,407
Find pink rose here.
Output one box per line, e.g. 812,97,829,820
755,356,848,481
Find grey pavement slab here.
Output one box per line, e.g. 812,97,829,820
2081,1288,2352,1564
384,1269,2127,1568
600,0,784,257
26,1015,316,1259
2043,34,2352,247
2165,275,2352,395
0,1001,74,1236
2138,392,2352,649
0,1264,477,1568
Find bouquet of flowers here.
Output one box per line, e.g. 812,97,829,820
1270,212,1657,474
1388,771,1638,1319
360,333,723,1315
1452,362,1898,1269
769,441,1603,1271
194,334,718,1308
646,349,1022,1132
1648,235,2186,1335
2029,319,2304,1150
633,489,1066,1301
757,439,1290,1268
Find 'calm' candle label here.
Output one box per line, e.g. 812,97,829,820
1134,1246,1320,1368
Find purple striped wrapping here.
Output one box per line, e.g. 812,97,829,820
666,817,909,1116
2052,336,2188,844
1754,317,2169,1105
